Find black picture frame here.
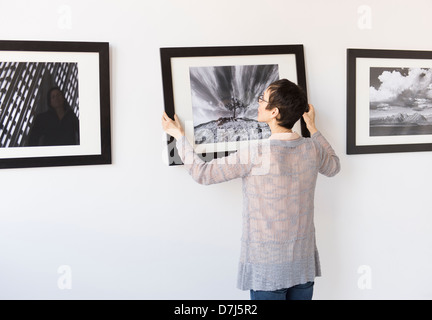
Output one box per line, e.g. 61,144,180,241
160,44,309,166
0,40,111,169
347,48,432,155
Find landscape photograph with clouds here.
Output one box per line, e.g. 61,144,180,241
369,67,432,136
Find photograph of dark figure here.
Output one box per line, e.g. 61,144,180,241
28,87,80,146
0,61,80,148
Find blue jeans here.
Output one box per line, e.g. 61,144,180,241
250,282,314,300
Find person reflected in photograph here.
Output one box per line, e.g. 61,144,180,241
28,87,80,147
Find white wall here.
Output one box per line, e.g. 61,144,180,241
1,0,432,300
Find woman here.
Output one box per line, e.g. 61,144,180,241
162,79,340,300
28,87,79,147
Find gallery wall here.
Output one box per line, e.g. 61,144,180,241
1,0,432,299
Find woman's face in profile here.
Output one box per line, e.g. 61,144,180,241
50,89,64,109
257,88,271,123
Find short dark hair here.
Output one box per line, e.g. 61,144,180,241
266,79,308,129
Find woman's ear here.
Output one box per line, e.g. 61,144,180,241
271,107,280,119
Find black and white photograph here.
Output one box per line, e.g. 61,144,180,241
190,64,278,144
161,45,307,165
370,67,432,136
0,62,80,148
0,40,111,169
347,48,432,154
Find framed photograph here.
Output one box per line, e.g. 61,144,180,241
160,45,308,166
0,40,111,169
347,48,432,154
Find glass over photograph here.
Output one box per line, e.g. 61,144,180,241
0,62,80,148
369,67,432,136
189,64,279,144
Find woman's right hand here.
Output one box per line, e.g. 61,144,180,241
162,112,185,140
303,104,318,135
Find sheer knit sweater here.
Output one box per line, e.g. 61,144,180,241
175,131,340,291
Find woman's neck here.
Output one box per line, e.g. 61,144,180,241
53,106,66,120
268,121,292,134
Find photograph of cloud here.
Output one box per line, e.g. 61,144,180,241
369,67,432,136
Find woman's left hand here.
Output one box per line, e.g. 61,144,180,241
162,112,185,140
